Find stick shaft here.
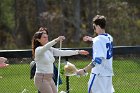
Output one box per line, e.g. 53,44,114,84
57,41,62,92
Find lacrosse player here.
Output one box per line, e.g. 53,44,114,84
77,15,115,93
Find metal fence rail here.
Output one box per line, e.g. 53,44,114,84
0,46,140,93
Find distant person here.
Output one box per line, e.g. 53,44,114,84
77,15,115,93
0,57,9,68
0,57,9,78
32,27,89,93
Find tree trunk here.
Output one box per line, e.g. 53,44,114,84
73,0,80,43
14,0,30,48
35,0,47,27
87,0,95,36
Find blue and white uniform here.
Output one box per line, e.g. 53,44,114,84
88,33,115,93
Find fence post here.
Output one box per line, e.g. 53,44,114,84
65,57,70,93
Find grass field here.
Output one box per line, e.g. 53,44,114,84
0,59,140,93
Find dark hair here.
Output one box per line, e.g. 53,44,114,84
38,27,48,34
93,15,106,29
32,27,48,58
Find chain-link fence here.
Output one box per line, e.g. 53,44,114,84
0,46,140,93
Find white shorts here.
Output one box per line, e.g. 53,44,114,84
88,73,115,93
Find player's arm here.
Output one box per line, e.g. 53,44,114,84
76,57,103,75
83,36,93,42
92,57,103,65
83,57,103,72
76,62,94,75
83,62,94,73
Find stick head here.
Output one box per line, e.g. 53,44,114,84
64,62,78,76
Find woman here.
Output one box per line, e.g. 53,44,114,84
32,27,89,93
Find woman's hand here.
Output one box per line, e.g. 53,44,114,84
55,36,65,42
78,50,89,55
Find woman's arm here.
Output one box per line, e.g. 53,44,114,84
36,36,65,55
76,62,94,75
35,40,57,55
52,48,79,56
52,48,89,56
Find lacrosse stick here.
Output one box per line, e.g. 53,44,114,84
57,40,62,92
64,61,78,76
64,61,88,76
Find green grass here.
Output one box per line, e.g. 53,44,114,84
0,64,36,93
112,59,140,93
0,59,140,93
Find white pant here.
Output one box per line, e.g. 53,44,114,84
88,73,114,93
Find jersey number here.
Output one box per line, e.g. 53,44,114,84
106,42,113,59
